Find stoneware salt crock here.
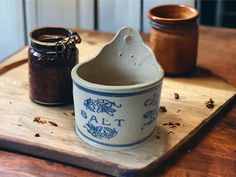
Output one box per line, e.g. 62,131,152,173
71,27,164,151
148,4,199,75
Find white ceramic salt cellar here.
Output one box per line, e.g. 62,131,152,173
71,27,164,151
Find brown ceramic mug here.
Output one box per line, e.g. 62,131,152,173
148,4,199,75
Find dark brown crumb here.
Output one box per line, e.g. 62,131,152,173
169,122,176,128
48,121,58,127
167,131,175,134
159,106,167,112
176,123,180,126
34,117,40,122
50,132,53,134
34,133,40,137
176,109,181,113
163,122,181,128
9,101,12,104
156,135,160,139
17,124,22,127
71,111,75,116
63,112,68,116
33,117,47,124
205,98,215,109
174,93,179,99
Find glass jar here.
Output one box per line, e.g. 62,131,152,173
28,27,81,106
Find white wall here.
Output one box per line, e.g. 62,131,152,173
98,0,141,32
0,0,25,61
36,0,77,27
25,0,194,33
77,0,95,29
25,0,95,35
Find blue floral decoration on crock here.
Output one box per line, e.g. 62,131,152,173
84,98,122,116
142,92,158,129
84,121,118,139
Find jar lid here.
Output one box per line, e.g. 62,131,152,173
29,27,81,54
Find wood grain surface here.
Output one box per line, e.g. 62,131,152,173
0,26,236,177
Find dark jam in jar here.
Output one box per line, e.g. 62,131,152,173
28,27,81,106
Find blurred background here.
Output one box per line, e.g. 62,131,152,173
0,0,235,61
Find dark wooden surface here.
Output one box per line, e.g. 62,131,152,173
0,26,235,177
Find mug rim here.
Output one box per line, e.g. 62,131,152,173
148,4,199,25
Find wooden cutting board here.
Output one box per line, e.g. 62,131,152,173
0,43,235,177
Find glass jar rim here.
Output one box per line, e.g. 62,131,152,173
29,26,81,54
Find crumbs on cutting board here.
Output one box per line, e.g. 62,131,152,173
63,112,68,116
174,92,180,99
33,117,47,124
33,117,58,137
176,109,181,113
163,122,181,129
48,121,58,127
159,106,167,112
205,98,215,109
158,93,216,136
33,117,58,127
34,133,40,137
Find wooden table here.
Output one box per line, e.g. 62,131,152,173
0,26,235,177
